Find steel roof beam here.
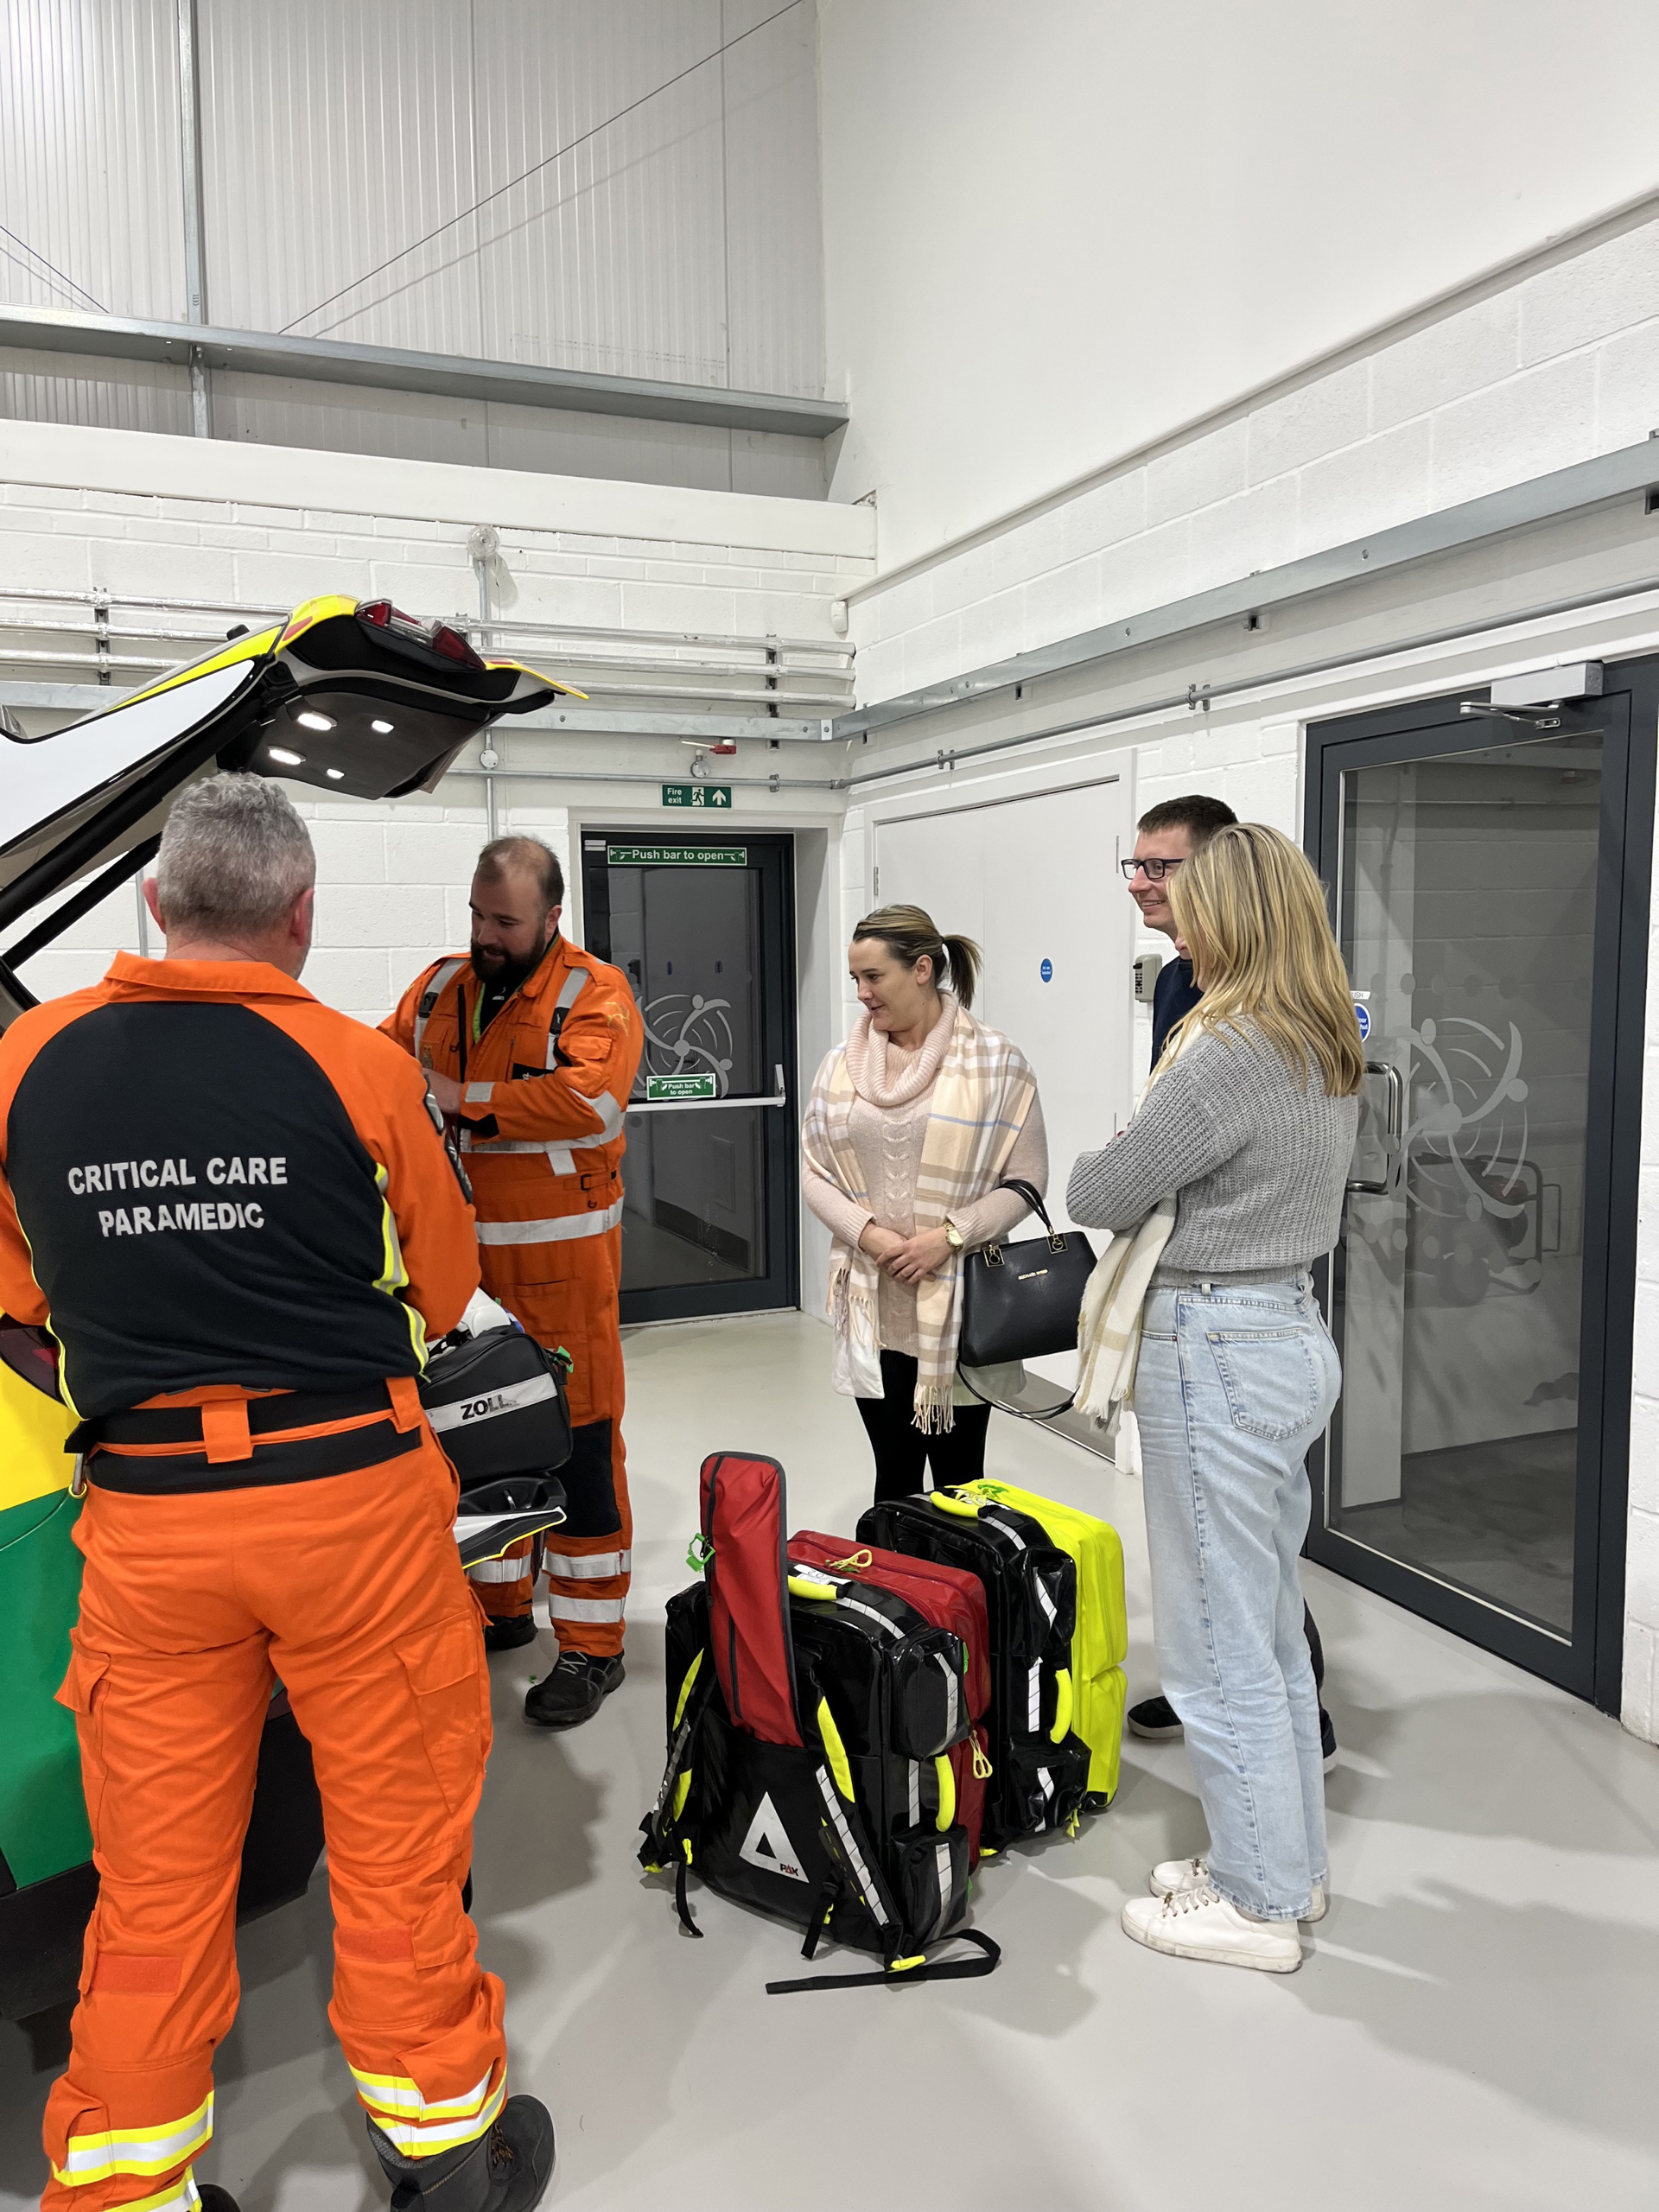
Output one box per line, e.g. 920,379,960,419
0,305,849,441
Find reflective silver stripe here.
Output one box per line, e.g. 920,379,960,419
547,1147,575,1173
549,1592,626,1624
940,1660,959,1745
815,1768,889,1926
465,1081,495,1104
413,958,466,1057
933,1840,953,1941
908,1760,921,1825
475,1197,624,1245
545,969,588,1060
571,1089,624,1141
1027,1662,1041,1732
543,1548,630,1580
468,1556,531,1585
425,1370,562,1434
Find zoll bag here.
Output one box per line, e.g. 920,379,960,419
639,1452,1000,1993
860,1485,1090,1846
418,1325,573,1491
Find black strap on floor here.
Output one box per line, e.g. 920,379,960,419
766,1928,1000,1996
674,1857,702,1938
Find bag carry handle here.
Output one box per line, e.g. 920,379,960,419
987,1177,1067,1255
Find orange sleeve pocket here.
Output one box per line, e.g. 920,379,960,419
397,1614,490,1819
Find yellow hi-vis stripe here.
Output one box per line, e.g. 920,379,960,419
109,2176,204,2212
53,2094,213,2183
350,2063,505,2157
372,1162,428,1370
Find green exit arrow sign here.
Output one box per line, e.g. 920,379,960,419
662,783,733,809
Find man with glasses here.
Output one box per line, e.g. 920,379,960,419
1121,795,1338,1770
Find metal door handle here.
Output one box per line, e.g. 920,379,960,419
627,1065,790,1116
1346,1059,1403,1194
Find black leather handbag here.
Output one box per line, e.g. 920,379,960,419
957,1179,1096,1369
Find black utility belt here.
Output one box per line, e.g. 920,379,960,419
73,1380,425,1497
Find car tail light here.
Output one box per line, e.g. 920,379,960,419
429,623,485,671
359,598,394,626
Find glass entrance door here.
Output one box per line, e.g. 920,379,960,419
1306,676,1653,1705
580,830,798,1325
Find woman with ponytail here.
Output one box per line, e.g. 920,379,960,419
802,902,1047,1500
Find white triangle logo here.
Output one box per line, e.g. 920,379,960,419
739,1792,809,1883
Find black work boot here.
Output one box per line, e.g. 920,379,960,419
198,2189,242,2212
482,1614,538,1654
523,1650,624,1730
374,2095,556,2212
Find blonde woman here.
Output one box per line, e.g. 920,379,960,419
803,904,1047,1501
1067,824,1362,1974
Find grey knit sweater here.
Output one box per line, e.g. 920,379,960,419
1065,1026,1357,1281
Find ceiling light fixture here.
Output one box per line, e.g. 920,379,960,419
371,718,394,734
296,709,335,733
326,767,346,780
268,745,305,766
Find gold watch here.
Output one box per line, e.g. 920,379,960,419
944,1219,965,1252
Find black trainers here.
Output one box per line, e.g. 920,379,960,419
385,2094,556,2212
523,1651,625,1731
1320,1707,1338,1771
482,1614,538,1654
1127,1694,1183,1741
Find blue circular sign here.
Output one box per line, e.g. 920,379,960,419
1039,958,1053,982
1354,1001,1371,1041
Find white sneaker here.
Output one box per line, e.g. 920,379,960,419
1122,1881,1303,1972
1150,1855,1326,1923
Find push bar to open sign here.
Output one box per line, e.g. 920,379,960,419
627,1065,788,1115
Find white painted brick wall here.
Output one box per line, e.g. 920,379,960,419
851,209,1659,707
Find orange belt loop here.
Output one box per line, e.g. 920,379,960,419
200,1400,253,1463
388,1376,424,1433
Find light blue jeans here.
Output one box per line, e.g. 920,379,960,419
1133,1274,1341,1921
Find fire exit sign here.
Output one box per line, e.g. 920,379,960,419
662,783,732,809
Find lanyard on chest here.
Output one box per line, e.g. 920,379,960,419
451,957,589,1080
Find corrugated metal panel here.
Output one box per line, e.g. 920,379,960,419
200,0,482,355
0,340,192,430
471,0,728,386
721,0,824,398
0,0,186,321
1,0,826,450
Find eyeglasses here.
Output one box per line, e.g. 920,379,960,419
1120,856,1185,881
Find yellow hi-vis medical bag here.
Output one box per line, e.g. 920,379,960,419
951,1480,1128,1806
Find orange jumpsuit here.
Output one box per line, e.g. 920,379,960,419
0,954,504,2212
384,936,644,1658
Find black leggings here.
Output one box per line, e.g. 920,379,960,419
856,1351,992,1505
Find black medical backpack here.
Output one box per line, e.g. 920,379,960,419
639,1451,999,1993
860,1491,1088,1846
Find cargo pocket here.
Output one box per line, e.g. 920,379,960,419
1002,1739,1089,1836
56,1645,111,1835
894,1824,968,1948
889,1632,969,1760
397,1616,488,1819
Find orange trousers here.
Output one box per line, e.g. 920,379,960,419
42,1436,506,2212
472,1226,631,1659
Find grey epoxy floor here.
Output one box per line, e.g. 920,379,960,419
4,1310,1659,2210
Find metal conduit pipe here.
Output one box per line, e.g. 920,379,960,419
843,570,1659,789
444,766,844,791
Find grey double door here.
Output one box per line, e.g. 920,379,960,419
1306,666,1656,1707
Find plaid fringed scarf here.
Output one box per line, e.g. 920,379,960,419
803,997,1036,1433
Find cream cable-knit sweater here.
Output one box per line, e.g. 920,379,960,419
803,996,1048,1357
